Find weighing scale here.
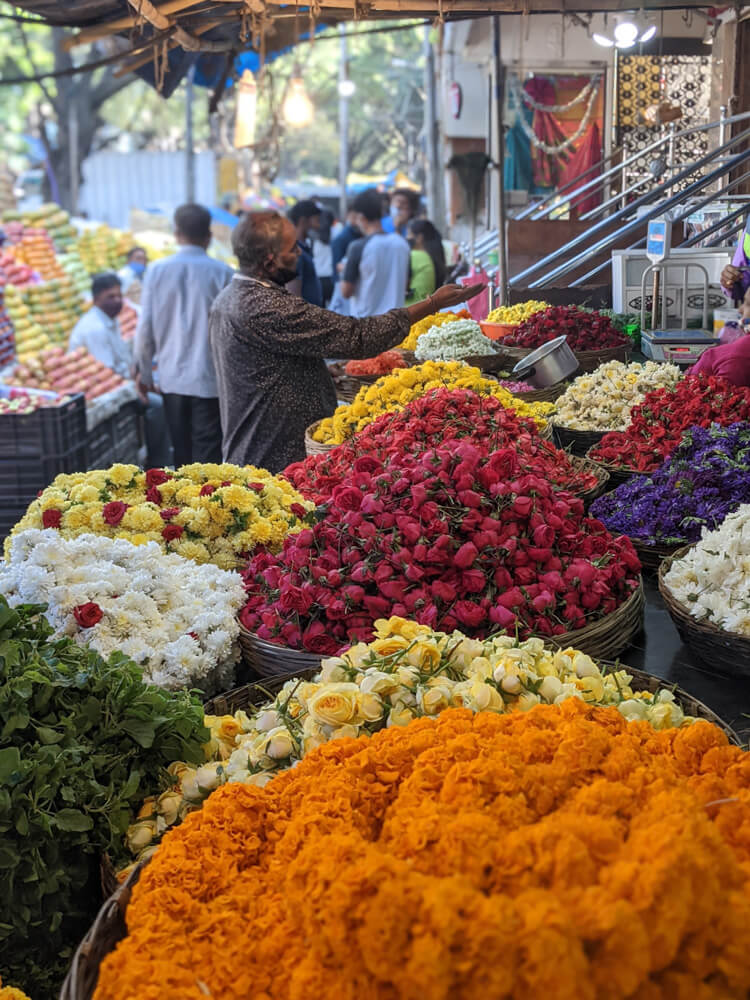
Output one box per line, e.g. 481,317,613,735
638,216,720,364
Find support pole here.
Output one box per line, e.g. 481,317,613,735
491,15,508,304
68,101,79,215
338,24,350,220
186,63,196,202
423,24,445,227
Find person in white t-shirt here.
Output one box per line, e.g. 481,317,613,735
340,188,410,318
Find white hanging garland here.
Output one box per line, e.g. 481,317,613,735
515,73,602,113
510,75,601,155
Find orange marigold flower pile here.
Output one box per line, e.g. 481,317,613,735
94,700,750,1000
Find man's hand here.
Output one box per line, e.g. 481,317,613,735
431,282,486,310
721,264,742,291
134,371,149,404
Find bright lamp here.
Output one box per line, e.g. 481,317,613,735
283,67,314,128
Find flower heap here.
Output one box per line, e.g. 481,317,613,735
591,423,750,547
6,462,310,569
243,441,641,653
344,350,407,377
0,529,246,692
120,616,693,872
312,361,554,445
553,360,681,431
0,980,31,1000
504,304,630,351
590,375,750,473
398,310,467,351
663,504,750,635
286,388,599,506
414,319,496,361
95,702,750,1000
486,299,549,323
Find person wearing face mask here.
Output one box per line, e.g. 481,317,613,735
209,210,484,472
68,273,172,466
382,187,421,237
117,246,148,303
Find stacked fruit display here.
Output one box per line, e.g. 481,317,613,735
7,346,124,400
24,277,85,344
3,285,49,360
58,250,91,299
0,166,15,214
6,229,66,281
3,204,78,253
0,388,70,414
77,225,133,273
119,301,138,341
0,248,34,286
0,290,14,367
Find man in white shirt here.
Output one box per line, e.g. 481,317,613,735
69,273,171,466
134,204,234,466
340,188,410,318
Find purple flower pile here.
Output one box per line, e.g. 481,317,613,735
590,422,750,546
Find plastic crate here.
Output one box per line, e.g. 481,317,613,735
0,389,86,459
112,400,140,442
85,415,116,469
0,496,30,544
0,442,88,513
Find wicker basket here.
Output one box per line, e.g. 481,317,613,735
658,547,750,675
567,455,610,505
573,344,631,373
538,422,554,441
238,622,324,678
204,666,320,715
584,447,641,488
552,423,607,457
332,375,363,404
304,420,336,457
513,381,568,404
630,537,683,573
546,581,645,660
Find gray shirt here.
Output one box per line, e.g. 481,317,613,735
134,245,234,398
343,232,410,318
69,306,132,378
209,275,410,473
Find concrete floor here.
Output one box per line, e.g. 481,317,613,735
628,576,750,741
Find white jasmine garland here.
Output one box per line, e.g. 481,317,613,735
663,506,750,635
0,529,246,693
414,319,497,361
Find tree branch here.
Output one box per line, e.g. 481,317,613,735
15,20,55,107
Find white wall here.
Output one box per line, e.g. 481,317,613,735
79,151,217,230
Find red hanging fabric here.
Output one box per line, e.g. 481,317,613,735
559,122,602,217
523,76,568,188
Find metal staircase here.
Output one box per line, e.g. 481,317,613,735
465,110,750,292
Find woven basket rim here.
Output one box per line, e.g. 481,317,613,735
547,579,644,648
566,454,610,499
584,447,642,476
573,343,631,359
658,545,750,647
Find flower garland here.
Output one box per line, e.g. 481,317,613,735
5,462,310,570
398,311,464,351
119,616,696,874
414,319,497,361
312,361,554,445
0,530,246,692
663,504,750,635
517,73,602,113
553,360,682,431
244,442,641,653
94,701,750,1000
510,74,601,156
285,388,598,506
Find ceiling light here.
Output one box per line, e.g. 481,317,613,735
640,23,657,42
614,20,639,46
338,78,355,98
592,12,657,49
282,67,314,128
592,32,614,47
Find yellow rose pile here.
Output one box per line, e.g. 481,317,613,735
553,360,682,431
6,462,311,570
398,311,460,351
0,980,31,1000
312,360,554,444
486,299,549,323
119,615,696,877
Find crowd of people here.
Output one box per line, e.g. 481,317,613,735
67,191,478,473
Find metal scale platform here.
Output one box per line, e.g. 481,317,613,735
638,217,720,365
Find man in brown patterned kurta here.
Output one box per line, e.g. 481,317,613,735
209,211,482,473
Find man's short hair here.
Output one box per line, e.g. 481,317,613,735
287,199,321,225
126,246,146,260
232,211,288,270
351,188,383,223
392,187,421,214
91,272,121,298
174,203,212,243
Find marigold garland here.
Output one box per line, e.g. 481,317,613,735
312,361,554,446
95,701,750,1000
5,462,310,570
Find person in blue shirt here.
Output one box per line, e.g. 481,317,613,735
382,187,421,237
331,207,361,282
286,200,324,306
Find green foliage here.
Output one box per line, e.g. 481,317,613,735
0,597,208,997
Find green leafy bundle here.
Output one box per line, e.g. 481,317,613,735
0,597,209,998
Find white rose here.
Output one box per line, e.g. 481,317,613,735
307,683,360,726
539,675,563,702
255,709,281,733
264,726,295,760
501,674,522,695
617,699,649,722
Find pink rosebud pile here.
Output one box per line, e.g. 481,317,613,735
241,441,641,654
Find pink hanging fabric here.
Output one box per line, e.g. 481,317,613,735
559,122,603,217
523,77,568,188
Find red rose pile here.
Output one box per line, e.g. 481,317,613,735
284,387,599,505
590,374,750,472
242,441,641,654
504,306,629,351
344,350,407,376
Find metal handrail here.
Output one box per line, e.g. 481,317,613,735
567,176,750,288
518,108,750,223
510,126,750,288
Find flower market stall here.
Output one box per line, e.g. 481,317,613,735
3,301,750,1000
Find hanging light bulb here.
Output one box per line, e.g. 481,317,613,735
592,32,614,47
614,19,639,47
593,11,657,48
338,78,356,98
283,66,314,128
233,70,257,150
